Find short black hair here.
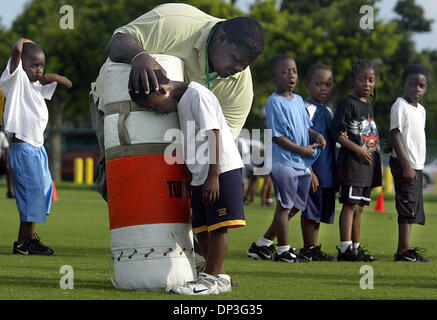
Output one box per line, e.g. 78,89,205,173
22,42,44,60
221,17,265,61
402,63,429,85
306,64,332,81
350,60,378,80
269,54,294,73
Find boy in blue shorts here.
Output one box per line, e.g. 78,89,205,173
130,71,245,295
299,64,336,261
247,54,326,263
0,38,72,255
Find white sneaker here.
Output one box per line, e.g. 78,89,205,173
217,274,232,293
170,272,219,295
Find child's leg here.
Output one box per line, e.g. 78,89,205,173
351,204,364,244
204,227,228,277
17,222,35,244
245,176,258,202
339,203,355,242
196,231,209,259
397,222,411,253
262,202,292,244
261,175,271,206
301,217,320,248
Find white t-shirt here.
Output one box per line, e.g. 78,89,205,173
177,81,244,186
390,97,426,170
0,59,57,147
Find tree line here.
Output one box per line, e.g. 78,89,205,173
0,0,435,181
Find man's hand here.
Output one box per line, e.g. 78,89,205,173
202,175,220,205
128,52,168,94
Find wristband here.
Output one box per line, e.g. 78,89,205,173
131,51,147,64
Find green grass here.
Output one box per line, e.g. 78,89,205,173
0,181,437,300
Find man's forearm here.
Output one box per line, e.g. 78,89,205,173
107,33,144,63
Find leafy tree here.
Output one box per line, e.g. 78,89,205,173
394,0,433,32
5,0,166,181
247,0,402,137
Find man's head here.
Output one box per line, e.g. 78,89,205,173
21,42,45,82
208,17,265,78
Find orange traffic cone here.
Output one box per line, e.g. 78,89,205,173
52,181,58,202
374,192,384,212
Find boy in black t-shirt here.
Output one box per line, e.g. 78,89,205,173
332,60,382,262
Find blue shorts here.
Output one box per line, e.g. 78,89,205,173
271,162,312,210
191,169,245,233
9,142,53,222
302,187,336,224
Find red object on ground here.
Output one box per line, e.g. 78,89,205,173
375,192,384,212
52,181,58,202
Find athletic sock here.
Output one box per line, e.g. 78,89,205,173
340,241,352,253
353,242,360,250
256,237,273,248
277,245,291,255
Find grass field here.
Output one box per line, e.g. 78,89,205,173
0,180,436,300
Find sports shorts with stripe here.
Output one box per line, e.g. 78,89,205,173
339,185,371,206
191,169,245,233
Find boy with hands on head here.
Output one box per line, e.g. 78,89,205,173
0,38,72,255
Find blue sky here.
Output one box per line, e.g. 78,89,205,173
1,0,436,51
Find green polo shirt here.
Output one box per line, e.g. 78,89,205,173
98,3,254,139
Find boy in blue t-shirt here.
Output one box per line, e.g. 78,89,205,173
299,64,336,261
247,54,326,263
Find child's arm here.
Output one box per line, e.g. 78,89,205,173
273,136,317,157
391,128,416,180
10,38,35,74
202,129,220,205
39,74,73,90
308,128,326,150
337,133,372,164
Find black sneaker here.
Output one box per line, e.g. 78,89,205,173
394,247,429,262
337,245,358,261
299,246,315,261
13,234,54,255
274,248,299,263
247,242,275,260
356,245,378,262
300,245,334,262
6,191,15,199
